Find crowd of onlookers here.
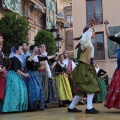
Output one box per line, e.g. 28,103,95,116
0,34,78,113
0,34,109,114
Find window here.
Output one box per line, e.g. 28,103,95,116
86,0,103,24
66,15,73,27
92,32,105,60
66,31,74,51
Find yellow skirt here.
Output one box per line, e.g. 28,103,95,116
55,73,73,101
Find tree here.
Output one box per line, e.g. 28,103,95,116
34,30,56,55
0,12,29,56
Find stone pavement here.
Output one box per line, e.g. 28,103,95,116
0,103,120,120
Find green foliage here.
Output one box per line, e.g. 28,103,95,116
0,12,29,56
34,30,56,55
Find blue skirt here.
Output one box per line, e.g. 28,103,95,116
48,78,58,103
26,70,45,110
2,70,28,112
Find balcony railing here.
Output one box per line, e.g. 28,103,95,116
87,14,103,24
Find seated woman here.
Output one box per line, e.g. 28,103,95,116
55,54,73,107
94,63,108,103
2,45,29,113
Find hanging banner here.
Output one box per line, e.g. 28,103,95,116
46,0,56,30
2,0,21,14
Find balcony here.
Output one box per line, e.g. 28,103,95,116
87,14,103,24
39,0,46,6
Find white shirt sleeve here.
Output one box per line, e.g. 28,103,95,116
72,61,76,71
80,28,93,50
45,60,52,78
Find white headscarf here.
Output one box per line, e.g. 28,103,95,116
32,55,39,62
27,51,39,62
9,46,16,58
41,51,48,56
15,54,23,64
95,67,100,74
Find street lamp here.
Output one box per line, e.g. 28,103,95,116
50,26,58,38
55,34,62,52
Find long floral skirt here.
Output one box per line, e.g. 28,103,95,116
104,69,120,109
27,71,45,110
2,70,28,112
48,78,58,103
55,74,73,101
39,71,49,101
97,78,107,102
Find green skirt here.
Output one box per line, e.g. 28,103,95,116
72,62,100,95
97,78,107,102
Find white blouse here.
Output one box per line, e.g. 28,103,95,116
80,28,94,58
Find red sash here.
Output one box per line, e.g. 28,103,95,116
66,59,72,75
0,72,6,101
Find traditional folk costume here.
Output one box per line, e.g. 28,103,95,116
26,55,48,110
0,50,5,112
68,28,100,113
95,68,107,103
63,58,76,95
38,51,52,102
2,56,28,112
55,62,73,102
48,67,58,104
104,36,120,109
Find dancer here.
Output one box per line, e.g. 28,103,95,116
38,44,52,108
0,35,5,113
26,45,57,111
104,20,120,109
63,50,76,95
55,54,73,107
2,45,29,113
68,21,100,114
94,63,108,103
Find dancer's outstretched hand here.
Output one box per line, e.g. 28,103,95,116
104,20,109,25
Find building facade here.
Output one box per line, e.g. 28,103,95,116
0,0,72,54
0,0,46,45
72,0,120,77
56,0,73,55
21,0,46,45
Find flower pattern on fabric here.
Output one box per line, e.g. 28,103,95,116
2,70,28,112
97,78,107,102
48,78,58,103
26,71,45,110
104,70,120,109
